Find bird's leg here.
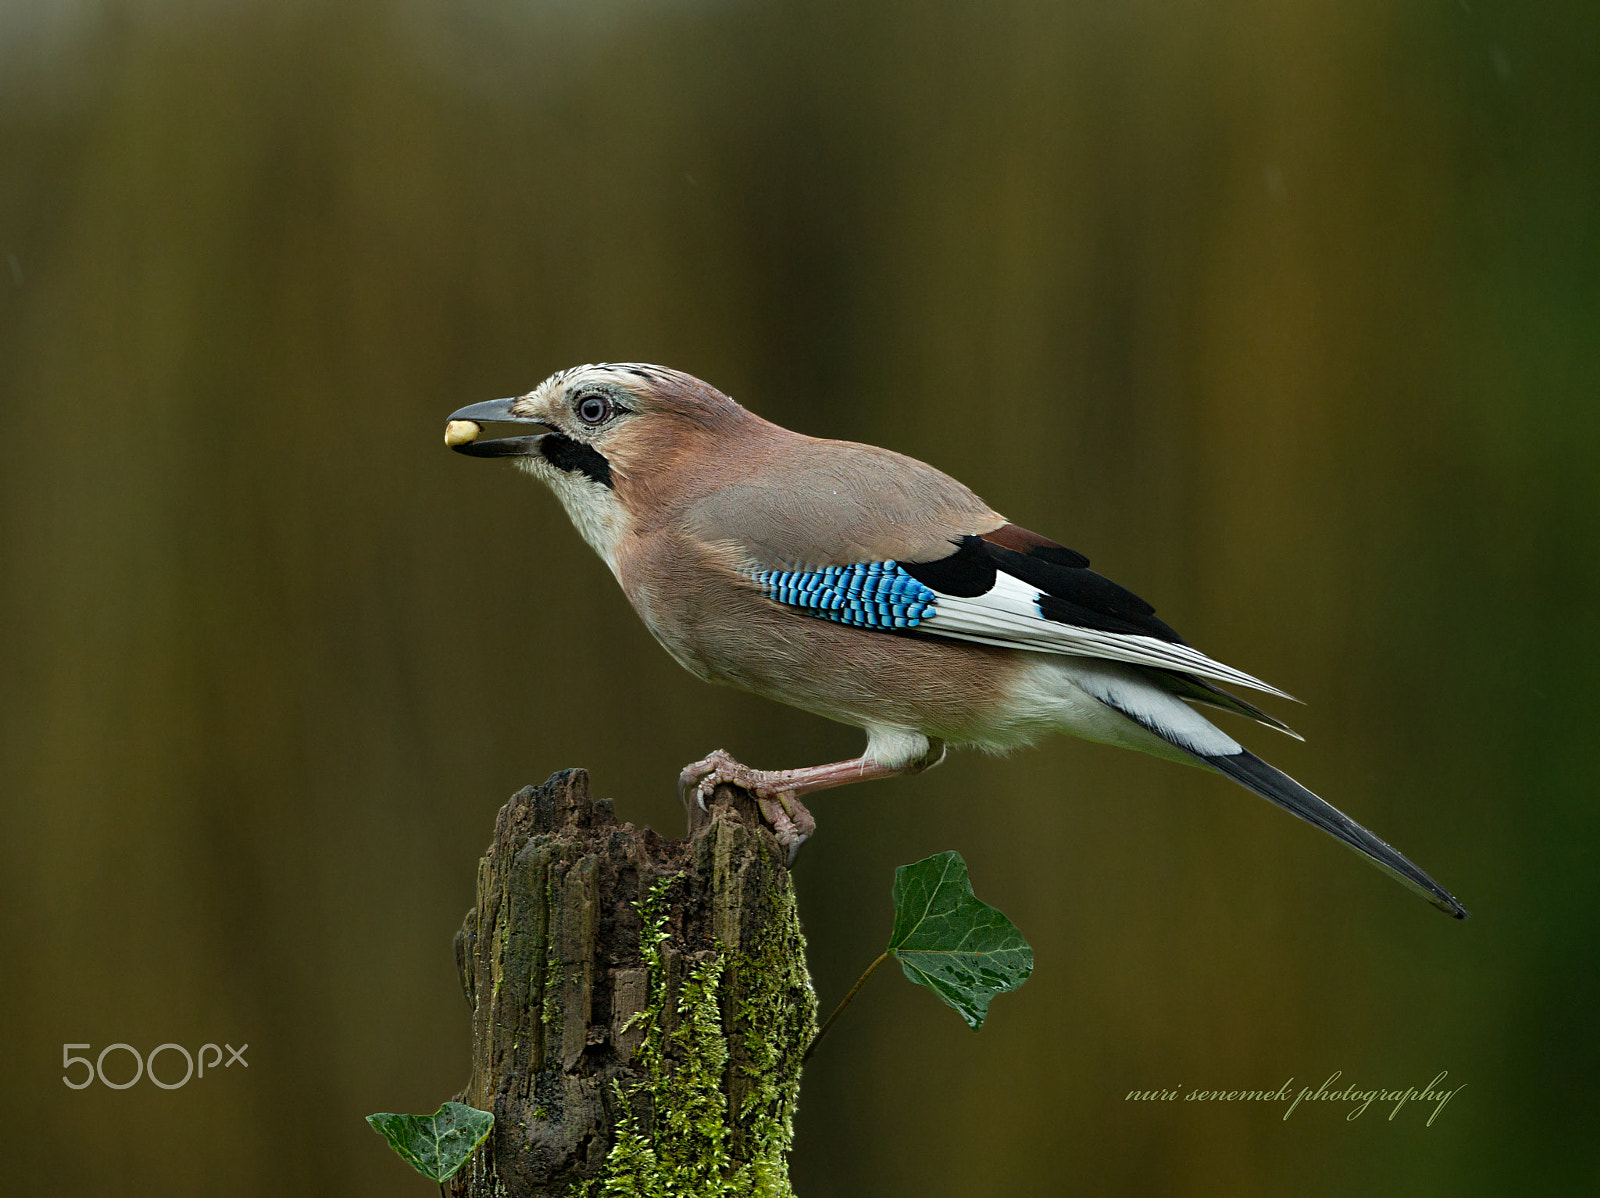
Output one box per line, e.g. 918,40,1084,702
677,741,947,864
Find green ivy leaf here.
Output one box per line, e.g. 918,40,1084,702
888,850,1034,1030
366,1101,494,1182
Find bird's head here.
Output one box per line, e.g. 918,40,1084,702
444,362,755,569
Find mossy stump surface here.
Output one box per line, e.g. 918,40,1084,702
449,768,817,1197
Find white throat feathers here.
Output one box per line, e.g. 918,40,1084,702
517,454,628,577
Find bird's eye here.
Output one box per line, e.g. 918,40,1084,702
576,395,612,425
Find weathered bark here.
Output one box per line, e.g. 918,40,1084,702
449,768,816,1197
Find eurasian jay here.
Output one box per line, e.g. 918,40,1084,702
445,363,1467,918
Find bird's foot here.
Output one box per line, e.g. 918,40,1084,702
678,749,817,865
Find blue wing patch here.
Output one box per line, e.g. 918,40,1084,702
751,562,938,630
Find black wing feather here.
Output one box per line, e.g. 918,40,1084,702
985,542,1186,643
898,535,996,597
901,533,1186,644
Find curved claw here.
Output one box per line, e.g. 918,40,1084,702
678,749,736,811
676,749,816,866
756,792,815,865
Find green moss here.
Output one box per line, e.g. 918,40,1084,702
587,873,813,1198
542,951,562,1027
540,865,562,1028
731,884,815,1193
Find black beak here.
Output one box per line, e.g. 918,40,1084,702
444,397,552,457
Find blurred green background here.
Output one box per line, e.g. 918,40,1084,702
2,1,1596,1193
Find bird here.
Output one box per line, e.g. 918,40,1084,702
444,362,1467,918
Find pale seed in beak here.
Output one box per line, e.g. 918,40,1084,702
444,420,482,448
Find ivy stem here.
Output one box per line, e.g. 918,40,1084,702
804,951,889,1062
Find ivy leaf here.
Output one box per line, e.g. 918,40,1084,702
888,851,1034,1030
366,1101,494,1182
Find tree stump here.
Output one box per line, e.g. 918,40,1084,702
448,768,817,1197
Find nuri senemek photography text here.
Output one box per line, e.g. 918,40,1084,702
1126,1071,1465,1125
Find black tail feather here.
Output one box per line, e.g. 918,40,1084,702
1204,749,1468,919
1086,671,1467,918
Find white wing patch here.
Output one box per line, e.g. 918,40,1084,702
920,571,1292,699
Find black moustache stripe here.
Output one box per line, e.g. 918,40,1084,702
540,433,613,488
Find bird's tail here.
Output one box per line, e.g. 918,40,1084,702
1202,747,1468,919
1084,669,1469,919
